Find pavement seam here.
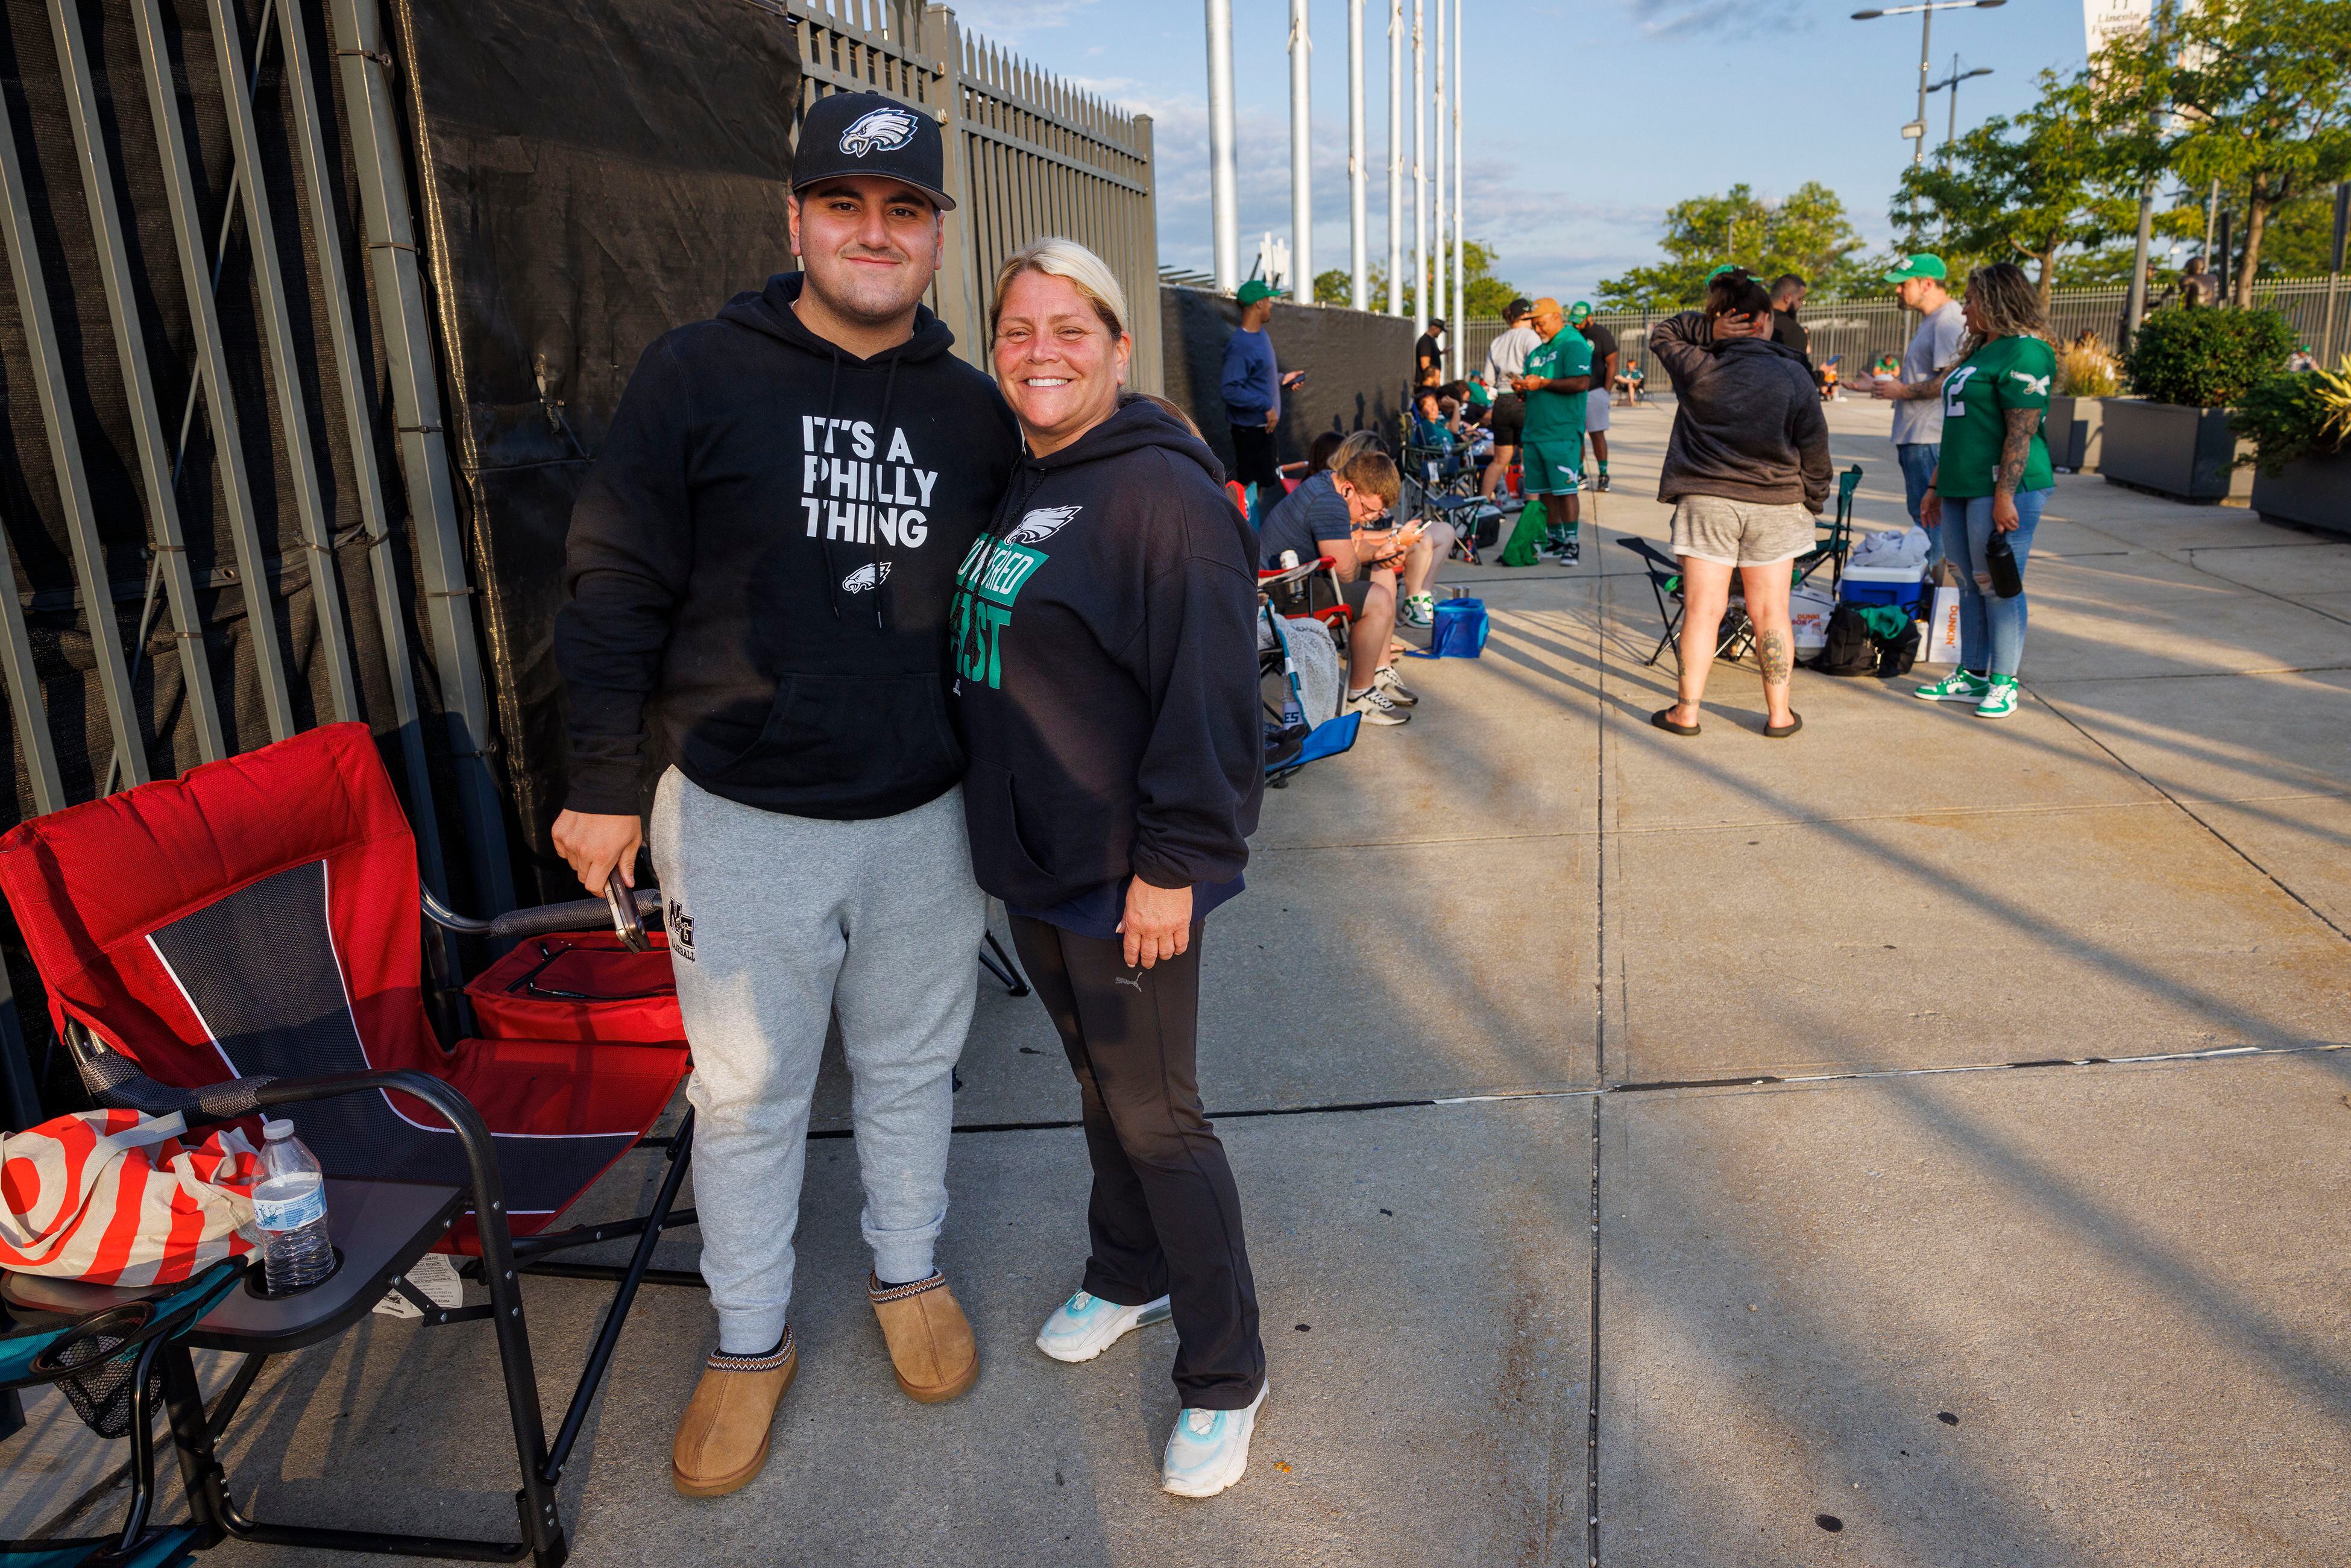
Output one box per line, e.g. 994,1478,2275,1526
2053,508,2351,629
1587,523,1610,1568
2030,689,2351,945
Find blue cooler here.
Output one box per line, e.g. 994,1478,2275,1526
1428,597,1489,658
1839,563,1927,614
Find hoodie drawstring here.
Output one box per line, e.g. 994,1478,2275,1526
819,345,846,622
870,353,901,632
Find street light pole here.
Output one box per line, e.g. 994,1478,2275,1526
1850,1,2006,169
1289,0,1312,301
1924,58,1993,155
1350,0,1367,310
1387,0,1403,315
1205,0,1239,291
2121,0,2170,347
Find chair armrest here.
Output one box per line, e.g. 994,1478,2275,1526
424,871,659,949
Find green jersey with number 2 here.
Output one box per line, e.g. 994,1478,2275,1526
1520,327,1593,445
1934,335,2056,499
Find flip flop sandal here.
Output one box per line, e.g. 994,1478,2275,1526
1651,708,1700,737
1764,713,1804,738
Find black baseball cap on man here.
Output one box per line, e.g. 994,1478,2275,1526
793,90,957,211
1505,297,1533,320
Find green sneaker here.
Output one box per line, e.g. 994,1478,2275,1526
1915,670,1989,703
1974,676,2020,719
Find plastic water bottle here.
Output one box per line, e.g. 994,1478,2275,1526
254,1119,334,1292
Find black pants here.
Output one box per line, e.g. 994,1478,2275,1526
1227,421,1281,490
1010,915,1265,1409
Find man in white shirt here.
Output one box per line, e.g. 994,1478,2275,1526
1479,297,1543,502
1871,254,1966,536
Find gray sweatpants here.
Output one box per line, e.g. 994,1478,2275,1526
649,768,986,1354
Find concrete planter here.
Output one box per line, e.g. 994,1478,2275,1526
2099,398,2252,503
2250,449,2351,535
2044,394,2106,473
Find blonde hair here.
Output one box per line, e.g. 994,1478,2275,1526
1329,431,1399,506
1959,262,2049,357
990,237,1130,341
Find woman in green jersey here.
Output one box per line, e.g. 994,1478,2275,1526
1908,263,2059,720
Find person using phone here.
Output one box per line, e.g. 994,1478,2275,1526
1257,432,1425,725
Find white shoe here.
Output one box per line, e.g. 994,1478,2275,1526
1373,665,1420,705
1161,1381,1269,1498
1034,1289,1172,1364
1345,687,1411,726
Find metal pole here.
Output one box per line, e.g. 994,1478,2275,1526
1412,0,1426,338
1349,0,1367,309
1431,0,1446,343
330,0,515,914
1943,54,1959,149
0,50,150,790
1386,0,1402,315
1206,0,1239,292
46,0,225,768
2121,1,2165,347
2323,183,2349,364
1451,0,1464,377
2215,207,2233,303
1289,0,1312,300
1915,4,1932,167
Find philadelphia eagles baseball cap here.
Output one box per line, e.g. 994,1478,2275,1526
1882,253,1948,283
1236,279,1276,306
794,91,955,211
1567,301,1593,324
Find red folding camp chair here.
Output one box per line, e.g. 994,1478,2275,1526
0,722,693,1566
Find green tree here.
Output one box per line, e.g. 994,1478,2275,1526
1597,183,1872,309
2089,0,2351,304
1891,72,2141,310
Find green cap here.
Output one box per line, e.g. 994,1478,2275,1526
1881,253,1948,283
1236,279,1276,305
1567,301,1593,324
1468,380,1494,406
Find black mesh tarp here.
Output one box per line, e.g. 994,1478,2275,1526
390,0,802,903
1160,285,1418,473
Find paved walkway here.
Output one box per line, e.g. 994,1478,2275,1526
22,399,2351,1566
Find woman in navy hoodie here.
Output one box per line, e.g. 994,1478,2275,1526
951,239,1268,1499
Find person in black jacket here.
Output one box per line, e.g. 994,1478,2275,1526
951,237,1269,1500
550,92,1016,1498
1647,269,1831,740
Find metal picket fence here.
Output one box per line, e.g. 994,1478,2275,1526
1460,276,2351,388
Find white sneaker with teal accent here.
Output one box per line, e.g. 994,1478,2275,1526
1915,670,1989,702
1974,676,2020,719
1160,1381,1269,1498
1034,1289,1171,1364
1399,592,1435,629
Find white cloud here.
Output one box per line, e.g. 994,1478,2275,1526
949,0,1100,36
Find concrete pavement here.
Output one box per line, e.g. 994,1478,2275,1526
22,395,2351,1566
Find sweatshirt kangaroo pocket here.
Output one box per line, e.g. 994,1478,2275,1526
687,674,960,802
962,755,1104,905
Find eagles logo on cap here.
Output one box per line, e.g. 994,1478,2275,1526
794,90,957,210
840,105,920,157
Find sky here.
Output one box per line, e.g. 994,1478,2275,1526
948,0,2111,305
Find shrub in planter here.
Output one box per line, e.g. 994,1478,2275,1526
2122,306,2294,408
2230,364,2351,475
2054,341,2120,398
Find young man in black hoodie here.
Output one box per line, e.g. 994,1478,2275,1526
551,92,1018,1498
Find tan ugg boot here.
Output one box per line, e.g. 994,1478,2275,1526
867,1271,978,1403
671,1332,798,1498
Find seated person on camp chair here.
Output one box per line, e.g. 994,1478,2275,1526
1259,432,1443,727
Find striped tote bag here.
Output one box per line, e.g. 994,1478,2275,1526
0,1109,261,1286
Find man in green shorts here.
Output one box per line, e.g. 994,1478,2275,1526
1510,297,1598,563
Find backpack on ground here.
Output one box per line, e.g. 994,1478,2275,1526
1876,619,1920,678
1500,500,1549,567
1808,604,1881,677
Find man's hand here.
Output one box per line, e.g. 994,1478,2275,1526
551,810,643,896
1871,377,1906,401
1118,878,1194,969
1280,370,1306,389
1263,408,1279,433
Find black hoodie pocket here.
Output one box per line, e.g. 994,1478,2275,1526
687,674,961,804
961,756,1063,904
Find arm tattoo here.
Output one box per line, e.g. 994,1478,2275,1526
1996,406,2036,495
1757,628,1792,686
1896,373,1946,401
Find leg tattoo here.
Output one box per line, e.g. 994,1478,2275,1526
1757,629,1792,686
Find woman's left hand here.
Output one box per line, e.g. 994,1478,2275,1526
1992,491,2021,532
1118,880,1194,970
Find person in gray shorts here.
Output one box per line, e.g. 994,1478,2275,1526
1646,269,1831,739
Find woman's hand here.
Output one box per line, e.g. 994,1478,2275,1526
1118,879,1194,970
1919,488,1942,529
1991,490,2021,532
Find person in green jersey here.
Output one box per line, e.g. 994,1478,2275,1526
1509,297,1599,563
1888,263,2059,720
